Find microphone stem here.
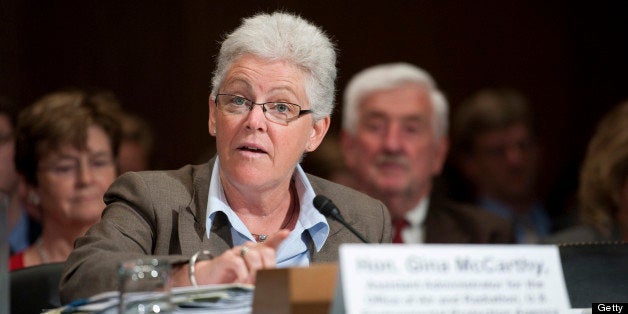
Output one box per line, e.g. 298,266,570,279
339,219,369,243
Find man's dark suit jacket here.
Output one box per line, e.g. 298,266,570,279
59,159,391,303
424,197,515,244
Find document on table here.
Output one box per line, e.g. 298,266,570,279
174,284,253,313
49,283,254,314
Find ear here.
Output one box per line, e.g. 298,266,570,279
208,96,217,137
305,116,330,152
18,177,42,220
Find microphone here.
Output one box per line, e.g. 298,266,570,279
313,195,370,243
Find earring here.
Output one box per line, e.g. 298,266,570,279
28,191,40,205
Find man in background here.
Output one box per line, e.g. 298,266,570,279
117,112,154,173
340,63,513,244
450,88,551,243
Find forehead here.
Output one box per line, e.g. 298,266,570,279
221,54,306,95
41,126,112,159
359,84,432,118
474,123,531,147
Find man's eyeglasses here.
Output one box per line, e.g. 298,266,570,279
214,94,312,126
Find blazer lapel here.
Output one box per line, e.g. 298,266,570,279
307,177,344,262
178,158,233,256
208,212,233,256
179,205,206,256
178,160,211,255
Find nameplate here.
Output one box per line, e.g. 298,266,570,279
332,244,571,313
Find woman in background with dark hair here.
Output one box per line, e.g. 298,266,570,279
9,90,122,270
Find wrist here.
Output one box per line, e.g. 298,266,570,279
188,250,213,287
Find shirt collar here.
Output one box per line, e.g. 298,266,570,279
206,157,329,252
405,196,429,227
479,196,551,237
479,197,514,220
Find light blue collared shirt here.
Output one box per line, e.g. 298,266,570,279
205,157,330,267
479,197,551,244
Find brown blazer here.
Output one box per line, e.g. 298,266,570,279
59,158,391,303
424,197,515,244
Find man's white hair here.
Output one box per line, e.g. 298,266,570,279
342,62,448,138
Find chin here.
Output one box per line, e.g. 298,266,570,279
230,169,272,186
376,176,407,187
374,182,408,195
67,215,102,229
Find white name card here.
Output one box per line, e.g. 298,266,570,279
333,244,571,313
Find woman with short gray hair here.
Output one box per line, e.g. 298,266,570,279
60,11,391,303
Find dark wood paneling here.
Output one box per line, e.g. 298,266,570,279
2,1,627,206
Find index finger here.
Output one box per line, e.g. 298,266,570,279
262,229,290,250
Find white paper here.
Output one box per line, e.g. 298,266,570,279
335,244,571,314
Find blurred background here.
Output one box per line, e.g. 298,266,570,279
2,1,627,212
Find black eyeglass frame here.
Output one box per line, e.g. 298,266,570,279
214,93,313,125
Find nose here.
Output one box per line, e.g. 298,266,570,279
382,124,402,153
505,143,526,165
244,104,268,131
76,161,94,185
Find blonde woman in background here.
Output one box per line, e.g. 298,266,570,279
546,101,628,244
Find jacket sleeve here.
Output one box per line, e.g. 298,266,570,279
59,172,189,304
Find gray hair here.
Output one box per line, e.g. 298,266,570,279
210,12,337,121
342,62,448,138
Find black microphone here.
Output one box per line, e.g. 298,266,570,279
313,195,370,243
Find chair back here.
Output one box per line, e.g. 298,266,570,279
559,242,628,308
10,262,65,314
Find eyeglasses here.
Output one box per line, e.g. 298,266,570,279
214,93,312,126
39,155,115,179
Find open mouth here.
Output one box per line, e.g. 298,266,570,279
238,145,267,154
